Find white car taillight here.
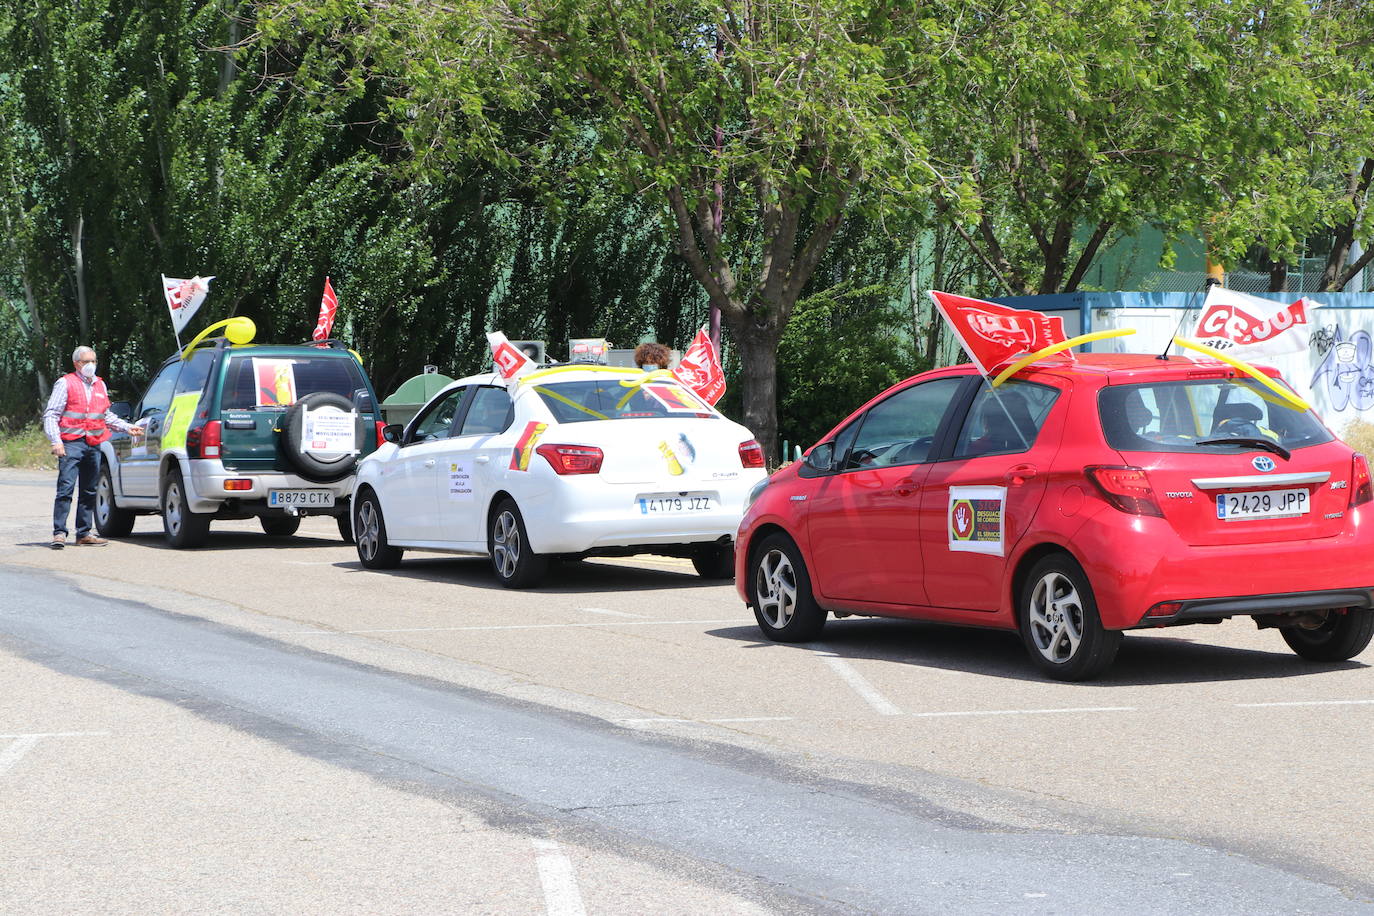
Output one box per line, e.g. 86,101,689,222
536,443,604,475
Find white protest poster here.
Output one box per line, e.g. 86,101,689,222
948,486,1007,556
447,459,474,501
301,408,358,455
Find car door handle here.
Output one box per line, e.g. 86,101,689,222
423,459,436,468
1005,463,1038,485
476,455,490,464
894,477,919,497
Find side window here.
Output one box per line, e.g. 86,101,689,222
408,388,466,443
137,363,181,420
458,386,513,436
844,378,964,470
953,381,1060,458
173,350,214,399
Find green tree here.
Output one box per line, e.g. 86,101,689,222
256,0,943,459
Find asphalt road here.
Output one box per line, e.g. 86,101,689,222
3,468,1372,913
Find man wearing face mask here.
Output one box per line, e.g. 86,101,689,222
42,346,145,549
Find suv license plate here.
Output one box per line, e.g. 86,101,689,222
1216,488,1308,521
268,489,335,508
638,494,714,514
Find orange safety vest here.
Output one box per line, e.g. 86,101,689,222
58,372,112,446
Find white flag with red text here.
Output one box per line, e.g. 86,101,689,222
487,331,539,382
1186,286,1319,361
162,274,213,336
673,327,726,405
313,277,338,342
928,290,1071,377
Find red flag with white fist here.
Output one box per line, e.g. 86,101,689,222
313,277,338,342
928,290,1072,377
673,327,726,405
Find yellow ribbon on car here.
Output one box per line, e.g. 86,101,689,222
1172,337,1311,411
991,329,1137,387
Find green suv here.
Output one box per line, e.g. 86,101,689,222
94,323,384,548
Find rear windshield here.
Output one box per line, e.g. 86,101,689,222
221,354,368,410
1099,378,1333,453
531,378,716,424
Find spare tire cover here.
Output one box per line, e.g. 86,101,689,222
281,391,365,482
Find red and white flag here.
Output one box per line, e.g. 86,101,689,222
928,290,1071,377
487,330,539,382
673,326,726,405
162,274,213,336
312,277,338,342
1187,286,1319,360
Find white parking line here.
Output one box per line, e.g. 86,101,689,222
818,652,902,716
531,839,587,916
0,736,40,776
279,619,742,635
576,607,648,619
1235,699,1374,708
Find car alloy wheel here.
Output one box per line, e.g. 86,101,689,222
755,547,798,629
160,468,210,548
1018,554,1120,681
491,509,522,580
1027,570,1085,664
94,462,135,537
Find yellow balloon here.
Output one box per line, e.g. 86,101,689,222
224,317,256,345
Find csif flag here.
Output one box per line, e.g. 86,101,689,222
313,277,338,342
1186,286,1318,360
673,327,726,405
928,290,1070,377
487,330,539,382
162,274,213,336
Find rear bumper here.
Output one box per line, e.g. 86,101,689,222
1069,504,1374,629
185,459,353,514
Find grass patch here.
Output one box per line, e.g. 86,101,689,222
0,426,54,469
1340,419,1374,456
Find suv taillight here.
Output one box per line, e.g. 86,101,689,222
1085,465,1163,517
187,420,222,459
375,421,386,448
1353,454,1372,508
739,440,765,468
536,443,604,475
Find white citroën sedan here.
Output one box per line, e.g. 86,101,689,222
351,365,768,587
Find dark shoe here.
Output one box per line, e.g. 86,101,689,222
75,535,108,546
50,534,66,550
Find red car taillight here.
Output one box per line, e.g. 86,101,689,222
187,420,222,458
375,421,386,448
739,440,765,468
1352,454,1373,507
1085,465,1163,517
536,443,604,475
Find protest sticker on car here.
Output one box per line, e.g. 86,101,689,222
301,407,357,455
253,358,298,407
948,485,1007,556
448,459,473,500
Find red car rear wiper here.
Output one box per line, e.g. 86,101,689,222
1195,437,1291,461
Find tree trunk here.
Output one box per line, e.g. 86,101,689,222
1268,259,1288,293
71,210,89,341
725,311,784,465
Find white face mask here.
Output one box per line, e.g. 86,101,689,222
79,362,97,379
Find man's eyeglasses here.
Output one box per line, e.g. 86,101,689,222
76,358,97,364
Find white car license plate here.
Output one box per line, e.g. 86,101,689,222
638,494,714,514
1216,488,1308,521
268,489,335,508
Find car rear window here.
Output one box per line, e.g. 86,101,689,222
531,378,716,423
1098,378,1333,453
221,354,368,410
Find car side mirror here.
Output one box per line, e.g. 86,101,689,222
382,423,403,444
110,401,133,421
803,442,835,473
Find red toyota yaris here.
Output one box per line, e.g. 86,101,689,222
736,354,1374,680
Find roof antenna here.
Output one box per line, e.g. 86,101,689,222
1159,278,1216,360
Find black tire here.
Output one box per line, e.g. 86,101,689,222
280,392,363,482
94,461,135,538
748,533,826,642
691,541,735,579
488,498,547,589
161,466,211,549
1018,554,1121,681
353,489,403,569
336,511,354,544
1280,609,1374,661
259,516,301,537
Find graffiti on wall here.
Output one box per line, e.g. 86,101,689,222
1310,324,1374,413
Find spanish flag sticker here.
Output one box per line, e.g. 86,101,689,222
644,383,703,412
510,421,548,471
